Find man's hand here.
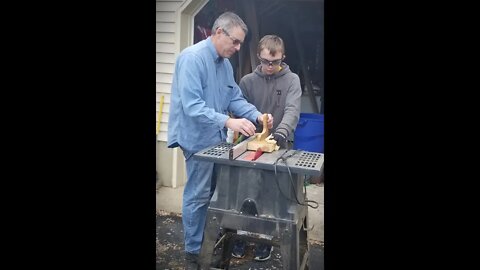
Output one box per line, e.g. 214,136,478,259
272,132,287,148
225,118,257,137
257,113,273,129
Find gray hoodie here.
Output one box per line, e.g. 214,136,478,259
239,63,302,139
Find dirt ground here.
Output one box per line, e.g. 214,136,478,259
156,210,324,270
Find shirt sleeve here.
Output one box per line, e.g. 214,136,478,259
177,53,229,130
228,83,261,124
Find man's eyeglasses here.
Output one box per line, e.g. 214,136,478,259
257,56,283,67
222,29,243,46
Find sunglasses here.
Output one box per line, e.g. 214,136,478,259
222,29,243,46
257,56,283,66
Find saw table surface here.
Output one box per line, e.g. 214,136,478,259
194,142,324,176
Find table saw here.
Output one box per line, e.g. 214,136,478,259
194,136,324,269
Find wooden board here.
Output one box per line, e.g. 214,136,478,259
246,114,279,153
247,133,279,153
247,140,278,152
256,114,270,141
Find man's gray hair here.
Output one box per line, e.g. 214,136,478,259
211,11,248,36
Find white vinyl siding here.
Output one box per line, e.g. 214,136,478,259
156,73,173,84
156,22,175,32
156,52,176,63
156,82,173,92
156,32,175,43
156,11,175,22
156,1,183,12
156,42,175,53
156,63,175,73
156,0,183,142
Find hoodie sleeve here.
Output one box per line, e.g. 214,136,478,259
239,77,249,100
276,73,302,138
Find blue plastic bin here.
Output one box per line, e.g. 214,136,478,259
293,113,324,153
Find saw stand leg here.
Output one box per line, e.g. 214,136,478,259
198,211,235,270
279,214,310,270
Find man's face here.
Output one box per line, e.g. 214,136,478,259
218,26,245,58
258,49,284,75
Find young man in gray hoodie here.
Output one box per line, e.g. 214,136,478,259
240,35,302,149
233,35,302,261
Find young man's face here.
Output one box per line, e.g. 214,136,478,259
258,49,284,75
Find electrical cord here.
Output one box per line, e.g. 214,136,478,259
273,149,319,209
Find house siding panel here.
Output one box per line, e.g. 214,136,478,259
156,62,175,73
156,73,173,84
156,42,175,53
156,1,183,12
156,22,175,33
156,82,172,93
156,32,175,43
156,1,183,142
156,52,176,64
156,11,175,22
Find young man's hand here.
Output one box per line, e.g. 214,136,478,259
272,132,287,148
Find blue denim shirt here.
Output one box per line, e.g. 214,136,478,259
167,37,261,155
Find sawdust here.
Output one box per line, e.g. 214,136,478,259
158,241,182,251
309,239,325,248
156,209,182,217
163,217,175,224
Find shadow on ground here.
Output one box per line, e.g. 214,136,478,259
156,210,324,270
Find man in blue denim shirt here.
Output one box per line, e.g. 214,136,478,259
167,12,273,269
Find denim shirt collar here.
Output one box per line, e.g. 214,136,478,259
206,37,223,63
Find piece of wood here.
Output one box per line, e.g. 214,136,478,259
247,139,277,153
247,114,278,153
256,114,270,141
